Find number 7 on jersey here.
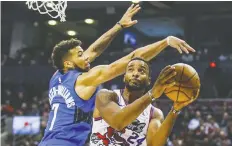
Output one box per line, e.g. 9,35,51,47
49,103,59,130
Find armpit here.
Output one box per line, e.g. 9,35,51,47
151,106,164,122
97,89,119,103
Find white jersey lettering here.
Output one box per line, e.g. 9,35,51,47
90,89,152,146
48,85,75,108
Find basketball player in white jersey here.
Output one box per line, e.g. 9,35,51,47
90,58,197,146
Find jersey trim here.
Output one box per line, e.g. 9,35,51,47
94,117,103,121
149,106,154,122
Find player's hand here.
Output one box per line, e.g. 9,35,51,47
119,4,141,28
173,89,199,111
151,65,177,99
166,36,196,54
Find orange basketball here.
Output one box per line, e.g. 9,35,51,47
164,63,201,102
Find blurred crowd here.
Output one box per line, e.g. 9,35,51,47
2,44,232,67
155,100,232,146
1,47,52,66
1,85,49,146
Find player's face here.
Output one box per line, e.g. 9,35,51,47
124,60,150,91
65,46,90,71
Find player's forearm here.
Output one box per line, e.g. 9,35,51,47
151,110,178,146
100,38,168,85
106,39,168,80
111,92,152,130
86,24,122,62
134,38,168,61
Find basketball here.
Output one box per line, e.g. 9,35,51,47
164,63,201,102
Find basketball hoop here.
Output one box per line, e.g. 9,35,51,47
26,1,67,22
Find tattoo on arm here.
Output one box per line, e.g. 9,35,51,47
92,31,120,53
131,53,135,59
92,44,101,53
97,89,119,106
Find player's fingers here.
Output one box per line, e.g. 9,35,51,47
162,71,177,83
162,66,175,76
160,69,175,84
159,65,171,76
159,66,172,78
130,4,140,12
165,81,176,89
174,100,190,110
175,46,183,54
126,4,134,12
130,6,141,16
128,20,138,26
194,89,200,99
179,44,189,54
183,42,196,52
182,99,195,107
178,98,195,106
161,65,172,72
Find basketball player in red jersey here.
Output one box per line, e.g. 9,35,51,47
90,58,198,146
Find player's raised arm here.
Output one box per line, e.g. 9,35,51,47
146,106,164,145
78,36,194,88
133,36,195,62
146,97,198,146
84,4,141,63
76,36,194,100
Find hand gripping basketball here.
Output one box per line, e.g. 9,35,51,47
164,63,201,102
151,65,177,99
173,89,199,111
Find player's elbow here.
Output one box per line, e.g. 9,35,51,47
153,108,164,123
134,48,148,61
107,63,124,78
110,122,125,131
109,116,126,131
157,109,164,122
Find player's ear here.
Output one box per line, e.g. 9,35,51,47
123,75,126,82
64,61,74,68
146,77,151,86
148,77,151,86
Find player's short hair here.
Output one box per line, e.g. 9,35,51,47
51,38,82,70
128,57,152,77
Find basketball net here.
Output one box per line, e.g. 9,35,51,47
26,1,67,22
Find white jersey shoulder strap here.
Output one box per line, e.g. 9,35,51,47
113,89,126,106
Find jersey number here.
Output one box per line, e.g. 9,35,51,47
127,132,146,146
49,103,59,130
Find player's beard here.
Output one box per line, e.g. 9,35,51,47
125,79,147,91
74,64,89,72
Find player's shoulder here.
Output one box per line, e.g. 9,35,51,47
52,70,59,77
151,105,164,122
83,65,108,75
76,65,108,85
50,70,60,80
97,89,118,97
96,89,119,103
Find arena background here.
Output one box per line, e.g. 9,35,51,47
1,1,232,146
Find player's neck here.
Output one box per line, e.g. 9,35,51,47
122,87,145,104
62,67,70,74
62,67,75,74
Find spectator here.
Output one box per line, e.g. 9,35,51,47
181,54,194,62
221,112,229,128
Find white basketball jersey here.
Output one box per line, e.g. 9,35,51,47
90,89,153,146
